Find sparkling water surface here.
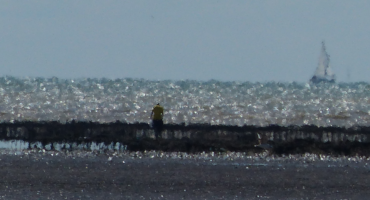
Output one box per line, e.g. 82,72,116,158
0,76,369,128
1,77,368,200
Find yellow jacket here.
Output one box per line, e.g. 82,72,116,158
152,105,164,120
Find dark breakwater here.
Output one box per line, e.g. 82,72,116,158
1,121,370,156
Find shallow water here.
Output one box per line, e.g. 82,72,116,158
0,139,127,152
1,139,369,170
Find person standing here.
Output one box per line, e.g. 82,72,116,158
151,103,164,139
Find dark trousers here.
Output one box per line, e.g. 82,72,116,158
152,119,163,139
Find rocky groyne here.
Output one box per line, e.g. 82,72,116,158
1,121,370,155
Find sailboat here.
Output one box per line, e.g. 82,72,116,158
309,41,336,83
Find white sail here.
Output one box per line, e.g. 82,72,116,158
310,41,335,83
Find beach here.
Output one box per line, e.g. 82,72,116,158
0,150,369,199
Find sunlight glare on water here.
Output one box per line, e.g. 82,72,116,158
0,76,369,127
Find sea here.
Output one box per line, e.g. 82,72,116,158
0,76,369,128
1,76,370,200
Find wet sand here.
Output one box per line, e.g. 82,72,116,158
0,151,370,199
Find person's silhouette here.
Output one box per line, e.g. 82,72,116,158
150,103,164,139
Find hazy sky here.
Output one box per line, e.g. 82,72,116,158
1,1,370,82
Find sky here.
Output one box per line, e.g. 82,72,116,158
1,1,370,83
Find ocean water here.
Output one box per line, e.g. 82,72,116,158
0,76,369,128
